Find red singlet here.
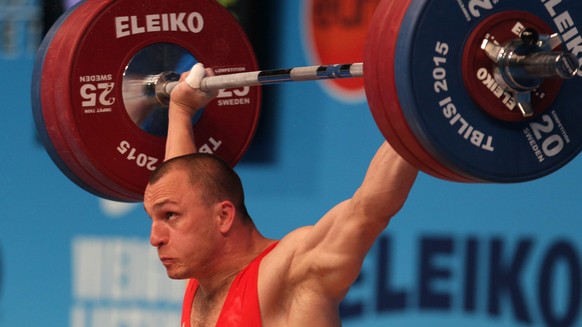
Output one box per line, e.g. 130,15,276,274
180,242,279,327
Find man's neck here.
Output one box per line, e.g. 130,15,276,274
195,229,274,295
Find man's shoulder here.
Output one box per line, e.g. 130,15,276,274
259,226,313,282
265,226,312,260
258,225,341,325
279,226,312,246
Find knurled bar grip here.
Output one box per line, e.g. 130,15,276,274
165,63,364,94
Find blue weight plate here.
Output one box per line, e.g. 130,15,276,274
395,0,582,182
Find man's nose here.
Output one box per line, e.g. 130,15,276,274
150,221,168,248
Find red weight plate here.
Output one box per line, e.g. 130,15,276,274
38,0,261,202
363,0,448,181
364,0,475,182
39,1,139,201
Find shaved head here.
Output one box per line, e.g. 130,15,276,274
149,153,251,222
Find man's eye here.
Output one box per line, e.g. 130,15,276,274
165,212,176,220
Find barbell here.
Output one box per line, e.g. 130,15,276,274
32,0,582,202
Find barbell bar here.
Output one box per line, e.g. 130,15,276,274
164,63,364,94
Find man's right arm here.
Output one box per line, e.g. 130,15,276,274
165,64,217,161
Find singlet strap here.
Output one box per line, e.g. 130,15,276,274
180,241,279,327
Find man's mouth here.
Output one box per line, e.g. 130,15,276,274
159,256,175,266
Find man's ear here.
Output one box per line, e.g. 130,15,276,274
217,200,236,234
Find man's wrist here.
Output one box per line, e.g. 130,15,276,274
169,102,199,119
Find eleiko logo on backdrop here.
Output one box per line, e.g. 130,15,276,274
340,234,582,326
303,0,379,102
71,237,183,327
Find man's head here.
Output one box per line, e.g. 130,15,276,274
144,153,252,279
148,153,251,222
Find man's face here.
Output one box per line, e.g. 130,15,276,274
144,169,221,279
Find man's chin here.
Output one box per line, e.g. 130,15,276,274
167,274,187,280
165,268,188,280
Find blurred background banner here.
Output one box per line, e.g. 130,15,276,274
1,1,581,326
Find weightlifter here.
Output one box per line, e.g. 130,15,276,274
143,64,419,326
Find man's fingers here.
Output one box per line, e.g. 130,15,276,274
185,63,206,89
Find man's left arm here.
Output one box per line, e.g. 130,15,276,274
287,141,418,300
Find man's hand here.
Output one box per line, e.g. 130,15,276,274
169,63,218,117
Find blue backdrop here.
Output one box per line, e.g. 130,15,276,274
1,1,581,326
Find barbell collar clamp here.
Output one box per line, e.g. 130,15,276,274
481,29,579,118
154,72,180,106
